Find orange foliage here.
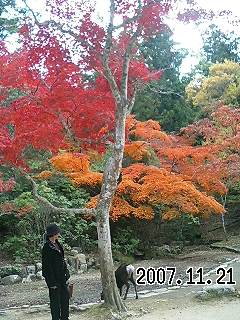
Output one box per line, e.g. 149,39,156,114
162,209,180,221
49,152,103,188
50,152,90,173
127,116,171,142
120,164,225,217
86,163,224,221
124,141,151,161
87,194,154,221
68,171,102,188
34,170,53,179
158,145,228,195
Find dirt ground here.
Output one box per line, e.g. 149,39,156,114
0,246,237,308
1,246,240,320
3,288,240,320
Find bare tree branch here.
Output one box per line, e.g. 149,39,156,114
101,0,122,106
24,173,96,217
127,88,137,115
121,1,143,103
147,85,184,98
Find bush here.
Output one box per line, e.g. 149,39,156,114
112,226,140,256
0,234,41,263
59,213,97,252
162,214,201,243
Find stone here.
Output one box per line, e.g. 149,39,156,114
1,275,22,285
67,253,87,273
36,262,42,272
28,274,37,281
148,245,172,258
72,247,82,253
134,250,145,259
70,305,88,312
70,249,78,256
79,263,88,273
77,253,86,264
22,277,32,283
26,265,36,275
22,274,37,283
195,284,237,300
87,257,96,268
36,271,44,280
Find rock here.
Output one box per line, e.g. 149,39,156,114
36,262,42,272
79,263,88,273
72,247,82,253
134,250,145,259
22,277,32,283
22,274,37,283
1,275,22,285
26,265,36,275
77,253,87,264
70,249,78,256
36,271,44,280
87,257,96,268
70,304,88,312
148,245,172,258
29,274,37,281
67,253,87,273
195,284,237,300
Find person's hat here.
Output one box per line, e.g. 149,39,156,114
46,223,60,237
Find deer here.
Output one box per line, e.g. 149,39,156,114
101,264,138,301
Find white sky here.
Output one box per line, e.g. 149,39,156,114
11,0,240,73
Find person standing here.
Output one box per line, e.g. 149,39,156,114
42,223,70,320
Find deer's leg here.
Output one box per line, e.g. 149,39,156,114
123,282,130,300
130,275,138,299
119,286,123,297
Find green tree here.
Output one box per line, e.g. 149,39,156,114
202,24,240,64
0,0,19,39
133,27,197,132
192,24,240,77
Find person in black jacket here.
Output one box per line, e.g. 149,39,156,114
42,223,70,320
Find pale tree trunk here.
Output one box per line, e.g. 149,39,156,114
221,194,228,241
96,106,127,311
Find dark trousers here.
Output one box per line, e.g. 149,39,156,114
49,284,69,320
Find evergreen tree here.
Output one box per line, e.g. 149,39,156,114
0,0,19,39
202,24,240,64
133,26,196,132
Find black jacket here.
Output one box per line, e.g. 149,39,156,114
42,239,70,288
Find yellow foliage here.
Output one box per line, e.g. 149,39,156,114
186,60,240,108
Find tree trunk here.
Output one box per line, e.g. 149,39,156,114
96,106,127,311
221,194,228,242
97,212,126,311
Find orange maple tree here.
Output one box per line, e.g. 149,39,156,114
45,152,225,221
33,106,239,223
